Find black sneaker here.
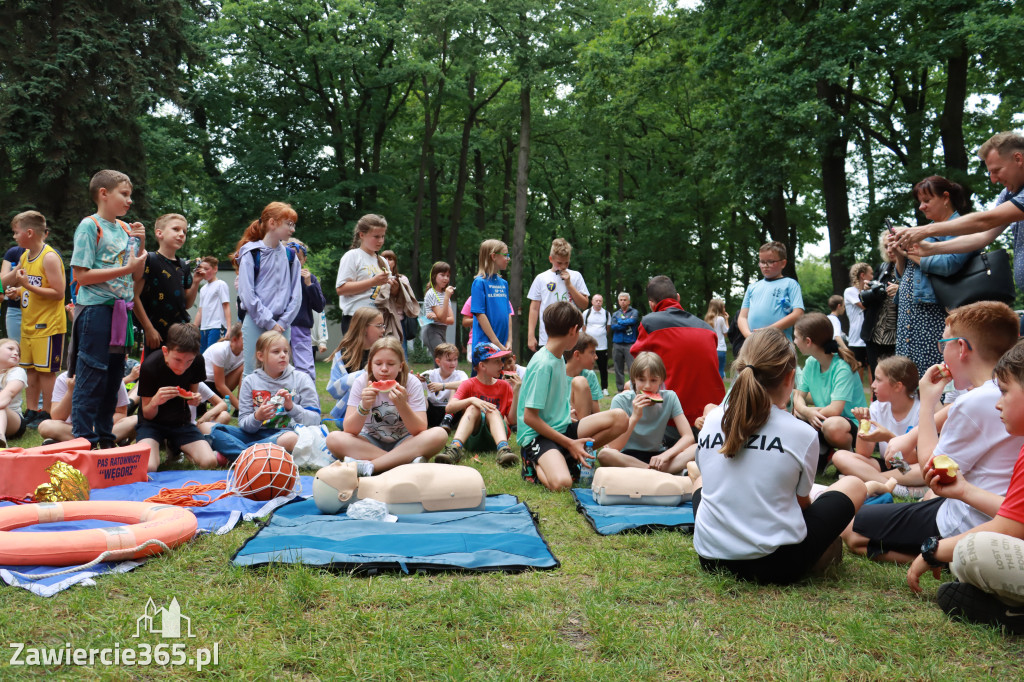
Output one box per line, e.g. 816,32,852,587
41,438,57,446
28,410,50,427
96,439,118,450
936,581,1024,634
22,409,38,426
439,414,455,434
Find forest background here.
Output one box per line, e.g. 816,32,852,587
3,0,1024,352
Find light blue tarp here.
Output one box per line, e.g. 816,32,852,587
232,495,559,574
572,488,695,536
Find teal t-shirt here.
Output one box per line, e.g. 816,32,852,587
577,369,602,401
70,215,133,305
517,348,571,447
610,389,684,453
797,356,866,420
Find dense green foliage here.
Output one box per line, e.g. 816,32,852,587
3,0,1023,342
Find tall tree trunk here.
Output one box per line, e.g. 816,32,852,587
768,185,797,281
474,148,486,231
939,44,970,197
510,85,531,355
501,135,514,245
817,79,851,295
446,73,477,268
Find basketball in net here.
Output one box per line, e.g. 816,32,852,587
228,443,298,501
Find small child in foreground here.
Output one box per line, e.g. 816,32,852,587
598,352,694,472
517,302,627,491
137,323,220,472
436,342,520,468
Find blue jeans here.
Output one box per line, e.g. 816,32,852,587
205,423,285,461
71,304,126,444
717,350,727,379
5,305,21,344
200,327,223,355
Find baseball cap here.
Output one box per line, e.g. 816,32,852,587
473,342,511,365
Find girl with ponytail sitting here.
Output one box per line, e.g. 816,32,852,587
793,312,869,469
690,328,867,584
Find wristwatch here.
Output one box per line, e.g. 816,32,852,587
921,535,946,568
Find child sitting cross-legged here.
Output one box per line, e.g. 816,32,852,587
832,355,927,496
597,351,695,472
435,342,520,468
137,323,221,472
209,330,321,460
518,301,627,491
38,371,136,445
420,342,467,430
563,332,603,420
325,336,449,475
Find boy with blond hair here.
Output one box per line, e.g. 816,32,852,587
3,211,66,424
194,256,231,354
843,301,1024,563
70,169,148,448
527,238,589,351
134,213,201,350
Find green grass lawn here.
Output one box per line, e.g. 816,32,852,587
1,360,1022,680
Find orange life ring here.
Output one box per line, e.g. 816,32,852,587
0,501,198,566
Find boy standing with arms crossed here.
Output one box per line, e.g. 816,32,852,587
4,211,66,425
518,302,627,491
134,213,201,350
70,170,148,448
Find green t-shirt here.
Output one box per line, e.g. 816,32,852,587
70,215,133,305
568,368,602,401
610,389,684,453
796,356,866,421
517,348,571,447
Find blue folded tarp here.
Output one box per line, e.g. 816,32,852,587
572,488,695,535
232,494,560,574
573,489,894,536
1,470,313,597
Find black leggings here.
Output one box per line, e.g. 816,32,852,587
693,488,856,585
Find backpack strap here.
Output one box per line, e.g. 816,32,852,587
88,216,131,247
250,245,294,285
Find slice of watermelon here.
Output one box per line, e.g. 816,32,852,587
176,386,196,399
642,390,663,403
371,379,398,391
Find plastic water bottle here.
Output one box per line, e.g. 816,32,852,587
577,440,596,488
125,236,140,258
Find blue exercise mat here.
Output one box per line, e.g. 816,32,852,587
573,488,894,537
1,470,314,597
232,494,560,574
572,488,695,535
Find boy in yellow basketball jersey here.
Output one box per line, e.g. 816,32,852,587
2,211,66,424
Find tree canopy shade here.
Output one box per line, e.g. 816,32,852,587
0,0,201,251
3,0,1024,348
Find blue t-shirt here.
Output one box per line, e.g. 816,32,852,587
470,274,510,348
796,356,867,421
70,215,133,305
741,277,804,340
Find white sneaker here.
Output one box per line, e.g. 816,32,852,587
893,484,927,500
411,456,425,464
603,389,609,396
344,456,375,477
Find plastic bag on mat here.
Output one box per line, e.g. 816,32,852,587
291,424,335,468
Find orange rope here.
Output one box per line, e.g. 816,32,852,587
145,480,234,507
